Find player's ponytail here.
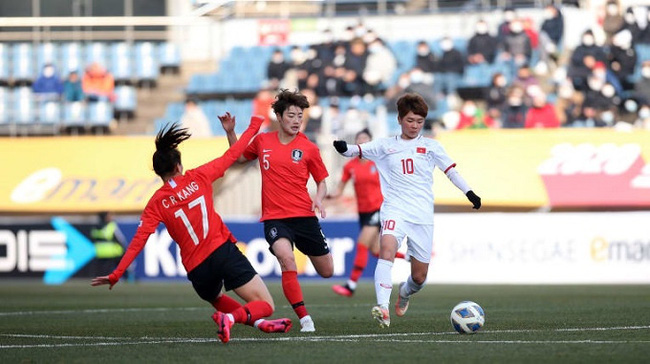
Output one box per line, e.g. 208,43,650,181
153,123,191,178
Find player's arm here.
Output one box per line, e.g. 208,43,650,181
333,140,361,158
312,179,328,218
444,166,481,210
91,204,160,289
219,112,250,164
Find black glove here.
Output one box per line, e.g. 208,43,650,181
333,140,348,154
466,190,481,210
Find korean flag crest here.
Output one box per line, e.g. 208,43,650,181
291,149,303,163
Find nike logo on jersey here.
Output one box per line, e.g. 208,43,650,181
263,149,272,152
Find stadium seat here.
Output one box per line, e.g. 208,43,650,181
13,87,35,124
61,42,84,73
114,85,137,114
110,42,133,81
88,101,114,130
86,42,108,67
135,42,160,82
39,100,61,124
63,101,87,129
0,43,8,82
0,87,9,125
37,43,58,71
12,43,34,82
158,42,181,70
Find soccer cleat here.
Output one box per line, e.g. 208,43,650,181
332,284,354,297
258,318,293,333
212,311,233,344
299,315,316,332
395,282,410,317
371,306,390,328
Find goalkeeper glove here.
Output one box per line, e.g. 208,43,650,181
466,190,481,210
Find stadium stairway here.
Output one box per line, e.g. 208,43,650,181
114,60,216,135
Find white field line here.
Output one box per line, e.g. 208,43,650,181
1,325,650,349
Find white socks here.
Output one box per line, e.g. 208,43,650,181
400,275,424,298
347,280,357,290
253,319,264,328
374,259,393,308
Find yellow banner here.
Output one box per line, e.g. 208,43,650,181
434,129,650,207
0,136,230,213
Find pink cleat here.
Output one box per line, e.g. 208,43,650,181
258,318,293,333
332,284,354,297
212,311,233,344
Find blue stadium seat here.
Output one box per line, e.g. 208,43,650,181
114,85,137,112
63,101,86,128
110,42,133,81
165,102,184,121
13,87,35,123
37,43,58,71
39,100,61,125
86,42,108,67
12,43,34,81
135,42,159,81
0,43,8,81
61,42,84,73
158,42,180,67
0,87,9,125
88,101,113,128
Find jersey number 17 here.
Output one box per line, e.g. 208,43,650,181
174,195,209,245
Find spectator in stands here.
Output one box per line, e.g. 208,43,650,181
497,7,517,43
283,46,307,90
63,71,84,102
539,4,564,68
633,61,650,105
608,29,637,90
583,76,617,111
82,62,115,102
592,61,623,95
384,72,410,113
467,20,497,64
513,64,540,95
502,85,527,128
525,92,560,128
456,100,497,129
363,38,396,93
252,87,276,131
316,29,336,65
342,38,368,96
573,106,609,127
619,7,642,42
522,17,539,50
556,78,584,126
568,30,607,91
499,19,532,67
180,98,212,138
415,41,438,74
484,73,508,124
639,10,650,44
301,88,322,141
437,37,464,96
32,63,63,100
634,104,650,129
267,49,289,89
603,1,624,45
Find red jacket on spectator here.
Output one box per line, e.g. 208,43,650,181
525,104,560,128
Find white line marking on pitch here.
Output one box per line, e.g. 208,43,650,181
2,325,650,349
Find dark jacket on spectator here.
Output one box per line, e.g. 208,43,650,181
415,52,438,73
467,33,498,63
502,104,527,128
541,7,564,43
502,31,532,60
438,49,464,74
639,25,650,44
267,60,289,82
608,45,637,86
485,85,507,111
583,90,615,110
569,44,607,78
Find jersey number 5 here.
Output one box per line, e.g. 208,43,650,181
262,154,270,170
174,195,209,245
401,158,414,174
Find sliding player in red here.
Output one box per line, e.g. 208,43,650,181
92,116,291,344
222,89,333,332
328,129,405,297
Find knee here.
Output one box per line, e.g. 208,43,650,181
412,273,427,285
276,254,296,270
319,267,333,278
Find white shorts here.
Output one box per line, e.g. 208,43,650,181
380,216,434,263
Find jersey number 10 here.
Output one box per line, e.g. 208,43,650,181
401,158,414,174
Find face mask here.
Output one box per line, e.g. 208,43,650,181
544,9,555,19
642,67,650,78
417,48,429,56
441,40,453,51
462,104,477,115
510,22,523,33
625,13,635,23
410,71,424,83
559,84,574,99
640,108,650,119
272,54,283,63
607,4,618,15
355,27,366,37
495,77,506,87
368,44,380,53
363,33,377,43
476,24,488,34
43,67,54,77
504,11,515,22
398,78,410,88
602,84,616,98
508,97,522,106
601,111,614,124
583,36,594,46
588,80,603,90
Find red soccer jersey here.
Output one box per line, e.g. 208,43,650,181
243,131,329,221
109,118,262,284
341,158,383,213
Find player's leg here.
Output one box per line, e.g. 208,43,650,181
396,223,433,317
372,229,400,328
231,274,292,333
333,224,377,297
271,237,313,329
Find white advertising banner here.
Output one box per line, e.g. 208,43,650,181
392,212,650,284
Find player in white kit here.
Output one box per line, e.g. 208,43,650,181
333,93,481,328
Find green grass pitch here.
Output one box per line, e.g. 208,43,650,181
1,281,649,363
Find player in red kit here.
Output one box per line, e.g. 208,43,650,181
91,116,292,344
222,89,333,332
328,129,404,297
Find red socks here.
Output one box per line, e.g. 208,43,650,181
282,271,308,319
350,243,369,282
230,301,273,325
211,294,242,313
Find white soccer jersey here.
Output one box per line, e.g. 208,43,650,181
358,135,455,225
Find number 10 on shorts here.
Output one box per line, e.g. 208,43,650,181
382,219,396,231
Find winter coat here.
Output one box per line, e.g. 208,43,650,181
467,34,498,63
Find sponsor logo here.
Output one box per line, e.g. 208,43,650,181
291,149,303,163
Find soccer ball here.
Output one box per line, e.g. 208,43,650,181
450,301,485,334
